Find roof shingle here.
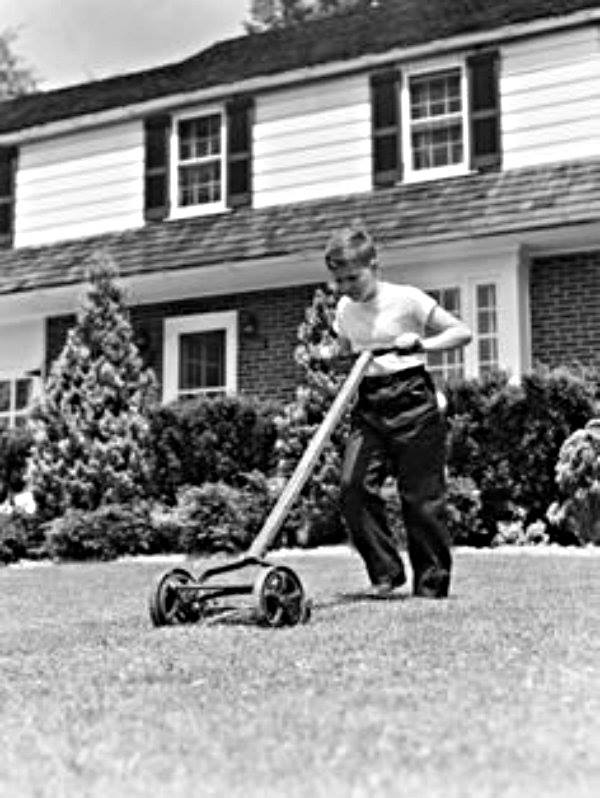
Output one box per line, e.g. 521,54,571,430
1,158,599,296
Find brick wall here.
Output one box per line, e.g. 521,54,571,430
530,250,600,369
47,283,319,403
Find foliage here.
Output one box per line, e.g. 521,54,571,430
173,471,273,555
274,285,350,546
246,0,376,31
44,502,160,562
148,394,281,504
0,427,33,505
28,252,158,519
445,365,598,533
0,510,45,564
0,29,36,99
546,419,600,545
444,475,490,546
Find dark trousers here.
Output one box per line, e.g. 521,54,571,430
339,366,451,597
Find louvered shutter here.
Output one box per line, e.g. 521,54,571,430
226,97,253,208
144,116,171,221
468,51,501,171
0,147,17,248
370,69,402,186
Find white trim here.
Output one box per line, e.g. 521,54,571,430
1,9,598,146
163,310,238,403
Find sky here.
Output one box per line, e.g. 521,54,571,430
0,0,251,90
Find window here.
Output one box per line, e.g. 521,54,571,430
174,112,224,212
426,287,464,385
476,283,499,375
370,51,500,186
0,375,37,429
163,311,238,403
409,70,463,172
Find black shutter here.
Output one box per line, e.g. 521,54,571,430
468,50,501,171
144,115,171,221
226,97,253,208
0,147,17,248
370,69,402,187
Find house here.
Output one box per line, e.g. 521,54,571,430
0,0,599,428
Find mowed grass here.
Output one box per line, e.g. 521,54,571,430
0,547,599,798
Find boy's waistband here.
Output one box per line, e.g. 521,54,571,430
361,365,426,389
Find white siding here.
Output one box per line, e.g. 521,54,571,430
253,74,372,207
14,122,145,247
501,27,600,169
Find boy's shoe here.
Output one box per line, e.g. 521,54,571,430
367,571,407,598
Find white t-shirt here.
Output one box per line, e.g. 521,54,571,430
334,281,436,376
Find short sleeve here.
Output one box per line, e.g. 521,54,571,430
333,296,349,338
408,285,437,325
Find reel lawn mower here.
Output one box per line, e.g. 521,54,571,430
148,349,375,629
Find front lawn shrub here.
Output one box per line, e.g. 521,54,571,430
546,419,600,545
45,502,156,561
446,365,598,534
0,511,45,564
174,471,272,554
148,395,281,503
0,427,33,506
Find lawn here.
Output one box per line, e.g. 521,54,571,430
0,546,599,798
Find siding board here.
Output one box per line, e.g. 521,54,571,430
15,121,144,247
254,74,371,208
502,27,600,169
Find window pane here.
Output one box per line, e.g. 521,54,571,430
179,330,225,393
179,115,221,161
0,381,10,412
15,379,32,411
179,162,221,206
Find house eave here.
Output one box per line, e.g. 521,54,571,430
1,7,599,146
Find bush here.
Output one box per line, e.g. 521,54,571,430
0,427,33,506
546,419,600,545
44,502,161,561
446,365,598,534
148,395,281,503
173,471,273,555
0,511,45,564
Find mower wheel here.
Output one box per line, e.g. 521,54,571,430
253,565,309,627
148,567,198,627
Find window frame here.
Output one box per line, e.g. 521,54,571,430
169,105,228,219
401,56,471,183
0,372,40,429
163,310,238,403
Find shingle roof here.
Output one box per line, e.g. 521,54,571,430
1,0,598,135
1,158,599,297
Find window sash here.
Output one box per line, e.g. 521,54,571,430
426,287,464,385
171,111,226,214
476,283,499,375
0,376,36,428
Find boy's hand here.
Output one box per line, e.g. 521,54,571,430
393,332,423,353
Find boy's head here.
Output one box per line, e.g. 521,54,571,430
324,223,379,302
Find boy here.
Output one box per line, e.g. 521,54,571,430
324,223,472,598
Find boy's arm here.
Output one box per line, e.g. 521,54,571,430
421,305,472,353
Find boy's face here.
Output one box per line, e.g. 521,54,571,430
329,258,378,302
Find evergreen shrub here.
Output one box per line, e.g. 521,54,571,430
44,502,159,561
28,252,158,519
547,419,600,545
148,395,281,503
445,365,598,534
0,427,33,506
173,471,272,554
0,510,45,564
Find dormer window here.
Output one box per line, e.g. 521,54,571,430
409,69,464,172
171,109,226,215
144,98,253,222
